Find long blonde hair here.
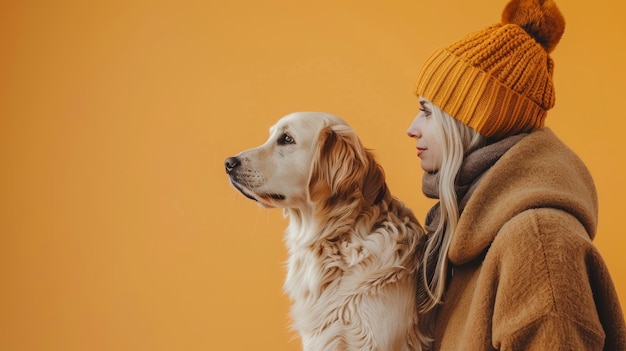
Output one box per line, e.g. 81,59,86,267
420,99,486,312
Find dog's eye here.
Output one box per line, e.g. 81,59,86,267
278,133,295,145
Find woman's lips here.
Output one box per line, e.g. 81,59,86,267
417,147,426,158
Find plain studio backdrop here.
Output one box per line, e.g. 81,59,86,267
1,0,625,350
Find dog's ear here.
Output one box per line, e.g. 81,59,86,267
308,125,387,209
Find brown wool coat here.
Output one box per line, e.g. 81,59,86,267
434,128,626,350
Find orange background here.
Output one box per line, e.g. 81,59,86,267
1,0,625,350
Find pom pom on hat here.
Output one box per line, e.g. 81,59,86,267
502,0,565,53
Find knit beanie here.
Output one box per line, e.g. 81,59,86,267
414,0,566,139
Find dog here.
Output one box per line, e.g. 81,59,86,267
225,112,427,350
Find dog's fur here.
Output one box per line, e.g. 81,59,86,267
225,112,427,350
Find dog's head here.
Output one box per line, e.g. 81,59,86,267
225,112,386,211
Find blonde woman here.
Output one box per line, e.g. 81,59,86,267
407,0,626,349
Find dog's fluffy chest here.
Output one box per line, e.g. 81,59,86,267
281,213,420,350
283,220,393,300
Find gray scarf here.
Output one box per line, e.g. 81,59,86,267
422,134,526,233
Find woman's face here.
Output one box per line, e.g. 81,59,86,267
406,97,443,172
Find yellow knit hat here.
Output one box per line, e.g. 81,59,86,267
414,0,566,139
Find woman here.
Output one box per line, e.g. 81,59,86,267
408,0,626,350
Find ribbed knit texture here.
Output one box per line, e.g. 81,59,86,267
414,23,555,139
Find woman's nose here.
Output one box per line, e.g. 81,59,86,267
407,117,420,138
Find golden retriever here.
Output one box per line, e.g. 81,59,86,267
225,112,427,351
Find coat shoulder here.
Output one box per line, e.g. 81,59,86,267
487,208,607,338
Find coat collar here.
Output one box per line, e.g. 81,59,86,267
448,128,598,265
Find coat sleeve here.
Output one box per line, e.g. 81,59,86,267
489,209,625,351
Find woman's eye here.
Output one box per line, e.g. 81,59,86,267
278,133,295,145
419,100,432,117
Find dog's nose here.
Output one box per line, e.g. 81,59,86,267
225,157,241,174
